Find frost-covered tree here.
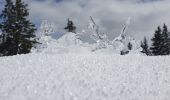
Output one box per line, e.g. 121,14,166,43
112,17,133,53
40,20,54,36
88,16,102,42
141,37,150,56
88,16,112,51
0,0,37,56
64,18,76,33
36,20,54,51
114,17,131,43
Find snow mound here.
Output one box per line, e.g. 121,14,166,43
56,32,81,46
36,32,91,54
49,32,122,54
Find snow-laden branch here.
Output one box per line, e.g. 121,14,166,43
88,16,104,42
121,17,131,35
114,17,131,42
88,16,114,51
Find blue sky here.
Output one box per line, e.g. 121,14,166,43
0,0,170,40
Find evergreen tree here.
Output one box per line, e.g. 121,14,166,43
14,0,37,54
127,42,132,50
64,18,76,33
168,31,170,54
0,0,16,55
161,24,170,55
150,26,163,56
141,37,150,56
0,0,37,56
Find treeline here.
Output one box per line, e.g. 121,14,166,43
141,24,170,56
0,0,170,57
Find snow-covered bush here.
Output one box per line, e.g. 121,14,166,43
33,20,55,52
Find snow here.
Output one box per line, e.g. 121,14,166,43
40,20,54,36
0,53,170,100
0,32,170,100
34,32,92,54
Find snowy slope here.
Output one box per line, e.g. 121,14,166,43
0,53,170,100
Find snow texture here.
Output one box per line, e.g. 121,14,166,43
0,53,170,100
0,32,170,100
40,20,54,36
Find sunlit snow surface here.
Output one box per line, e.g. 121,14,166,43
0,33,170,100
0,53,170,100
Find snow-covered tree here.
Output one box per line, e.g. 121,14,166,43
35,20,55,52
40,20,54,36
112,17,134,54
88,16,112,51
114,17,131,42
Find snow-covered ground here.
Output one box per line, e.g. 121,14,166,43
0,53,170,100
0,33,170,100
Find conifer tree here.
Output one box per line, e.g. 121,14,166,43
168,31,170,54
150,26,163,56
64,18,76,33
0,0,16,55
161,24,170,55
141,37,150,56
0,0,37,56
14,0,37,54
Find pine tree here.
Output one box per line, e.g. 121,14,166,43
64,18,76,33
161,24,170,55
0,0,16,55
168,31,170,54
14,0,37,54
141,37,150,56
127,42,132,50
0,0,37,56
150,26,163,56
